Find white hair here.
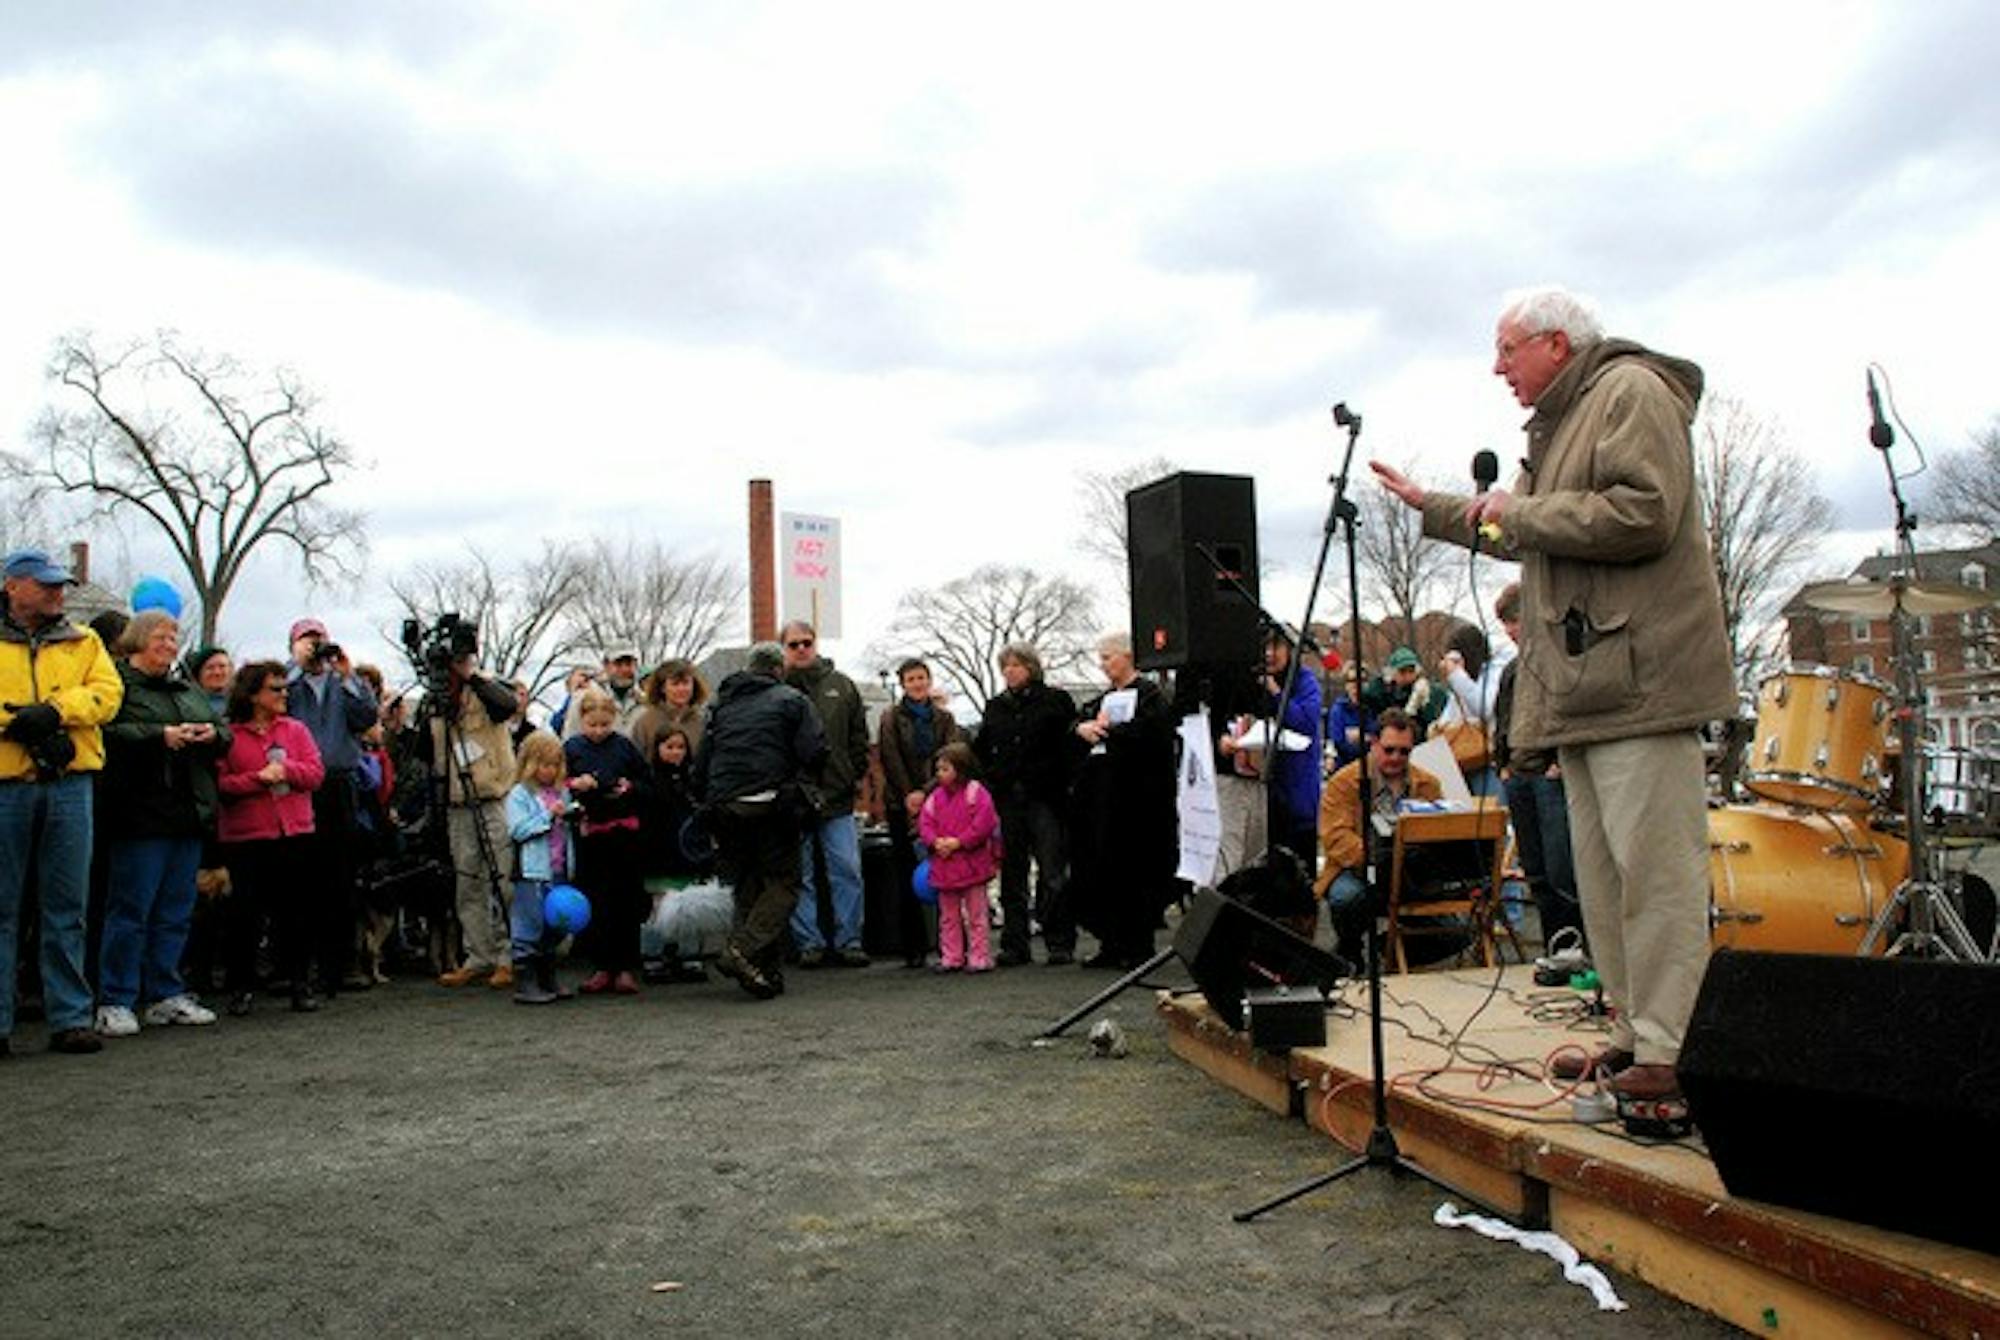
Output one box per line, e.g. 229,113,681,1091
1499,285,1604,349
1096,630,1133,658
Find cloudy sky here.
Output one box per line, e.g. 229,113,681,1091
3,2,1995,688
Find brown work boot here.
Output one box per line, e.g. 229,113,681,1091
487,964,514,989
1551,1046,1634,1082
436,965,487,988
1609,1063,1680,1101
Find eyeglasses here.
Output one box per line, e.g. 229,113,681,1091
1377,743,1412,756
785,639,814,650
260,682,287,696
1494,330,1553,363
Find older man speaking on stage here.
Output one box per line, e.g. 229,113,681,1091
1370,286,1734,1130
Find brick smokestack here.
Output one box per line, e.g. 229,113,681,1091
748,479,776,642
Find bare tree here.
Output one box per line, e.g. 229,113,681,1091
6,332,365,644
1696,394,1833,686
386,541,587,699
876,564,1098,706
1925,417,2000,536
561,538,744,669
1074,455,1179,590
1355,484,1455,636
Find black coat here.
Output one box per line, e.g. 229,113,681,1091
973,679,1076,806
692,671,827,808
1067,677,1178,943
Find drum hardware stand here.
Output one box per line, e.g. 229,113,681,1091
1235,403,1498,1225
1853,391,1985,961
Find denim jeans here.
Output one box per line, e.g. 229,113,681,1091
99,835,203,1009
791,812,864,951
0,775,96,1036
1325,869,1369,910
510,878,552,964
1503,771,1583,947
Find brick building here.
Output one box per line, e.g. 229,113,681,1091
1781,537,1999,753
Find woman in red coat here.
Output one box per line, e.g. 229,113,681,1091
215,660,325,1016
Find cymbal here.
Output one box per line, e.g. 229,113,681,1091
1799,577,1997,616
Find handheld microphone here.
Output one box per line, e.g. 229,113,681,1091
1866,370,1894,451
1472,449,1503,543
1472,449,1499,493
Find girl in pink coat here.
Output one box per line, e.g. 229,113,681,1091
918,742,1001,972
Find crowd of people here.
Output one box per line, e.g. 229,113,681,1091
0,532,1564,1055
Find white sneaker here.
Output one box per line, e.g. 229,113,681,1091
95,1004,141,1037
142,994,217,1027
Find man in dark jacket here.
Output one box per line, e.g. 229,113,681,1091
780,620,871,966
285,617,379,996
973,642,1078,965
877,658,961,967
693,642,827,999
1490,582,1582,952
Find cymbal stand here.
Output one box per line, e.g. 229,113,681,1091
1857,409,1984,960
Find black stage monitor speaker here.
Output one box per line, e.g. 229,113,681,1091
1172,886,1345,1033
1678,950,2000,1253
1127,472,1259,672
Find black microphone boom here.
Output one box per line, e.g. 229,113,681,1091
1867,370,1894,451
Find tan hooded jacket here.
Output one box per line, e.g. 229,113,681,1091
1420,339,1735,750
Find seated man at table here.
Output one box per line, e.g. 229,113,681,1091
1315,708,1442,967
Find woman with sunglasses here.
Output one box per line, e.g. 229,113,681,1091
215,660,326,1016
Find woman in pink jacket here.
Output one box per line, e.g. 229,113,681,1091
215,660,325,1016
918,742,1001,973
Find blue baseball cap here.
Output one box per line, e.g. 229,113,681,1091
2,548,77,585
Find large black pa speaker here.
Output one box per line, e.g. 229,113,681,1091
1678,950,2000,1252
1172,886,1345,1032
1127,472,1259,671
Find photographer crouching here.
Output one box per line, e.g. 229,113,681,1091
407,617,520,990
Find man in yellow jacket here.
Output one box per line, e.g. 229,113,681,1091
1,548,123,1056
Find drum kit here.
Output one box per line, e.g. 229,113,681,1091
1714,573,1998,961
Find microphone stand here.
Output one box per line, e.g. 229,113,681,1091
1236,402,1492,1222
1858,384,1982,959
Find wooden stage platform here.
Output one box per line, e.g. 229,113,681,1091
1157,965,2000,1338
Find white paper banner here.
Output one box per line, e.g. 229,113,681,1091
1176,709,1221,886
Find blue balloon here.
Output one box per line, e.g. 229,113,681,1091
911,859,937,905
130,577,183,618
543,884,592,935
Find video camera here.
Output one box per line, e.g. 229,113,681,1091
400,611,479,697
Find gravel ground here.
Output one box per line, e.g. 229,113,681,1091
1,945,1736,1338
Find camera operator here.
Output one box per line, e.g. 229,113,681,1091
428,636,521,989
285,617,379,997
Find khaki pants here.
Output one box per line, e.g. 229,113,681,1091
1212,773,1268,886
447,801,511,971
1557,732,1711,1066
